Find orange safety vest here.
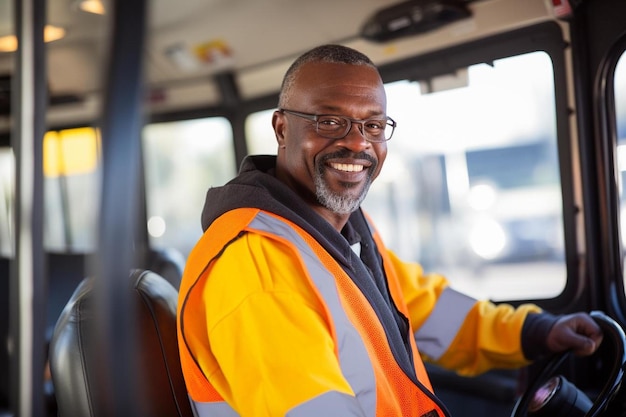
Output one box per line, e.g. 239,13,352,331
178,208,449,417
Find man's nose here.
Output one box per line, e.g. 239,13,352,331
340,121,370,149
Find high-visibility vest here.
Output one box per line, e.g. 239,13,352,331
178,208,449,417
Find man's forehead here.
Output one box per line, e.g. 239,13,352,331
292,62,386,108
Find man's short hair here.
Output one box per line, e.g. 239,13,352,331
278,44,378,108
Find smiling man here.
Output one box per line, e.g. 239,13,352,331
274,57,387,227
177,44,602,417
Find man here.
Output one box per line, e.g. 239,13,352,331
177,44,602,417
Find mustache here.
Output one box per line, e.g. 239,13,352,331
319,150,377,166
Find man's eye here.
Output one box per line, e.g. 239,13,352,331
319,117,343,127
366,121,385,130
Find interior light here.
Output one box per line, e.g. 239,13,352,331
44,25,66,43
0,25,66,53
76,0,106,15
0,36,17,53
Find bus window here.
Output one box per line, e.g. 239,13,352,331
363,51,565,301
0,128,101,257
245,109,277,155
142,117,236,258
43,128,100,252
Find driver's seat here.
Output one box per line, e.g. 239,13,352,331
49,269,193,417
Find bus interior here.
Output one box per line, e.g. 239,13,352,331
2,0,626,415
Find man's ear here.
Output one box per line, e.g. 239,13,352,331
272,111,286,148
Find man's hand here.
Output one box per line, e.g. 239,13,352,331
546,313,604,356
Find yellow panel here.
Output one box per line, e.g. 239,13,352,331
44,127,100,177
43,131,61,177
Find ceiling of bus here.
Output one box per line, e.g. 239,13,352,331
0,0,556,127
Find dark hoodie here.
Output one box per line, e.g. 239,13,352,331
201,154,420,384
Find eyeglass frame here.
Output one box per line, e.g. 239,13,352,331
278,108,397,142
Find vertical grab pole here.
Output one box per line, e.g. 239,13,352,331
93,0,147,415
10,0,48,415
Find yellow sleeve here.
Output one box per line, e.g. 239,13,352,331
436,301,542,376
194,232,357,416
386,250,542,376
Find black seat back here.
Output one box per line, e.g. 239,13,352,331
49,269,193,417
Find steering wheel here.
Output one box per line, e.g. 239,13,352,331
510,311,626,417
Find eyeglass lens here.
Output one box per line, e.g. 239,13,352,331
315,115,394,142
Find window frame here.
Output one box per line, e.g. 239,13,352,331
596,35,626,321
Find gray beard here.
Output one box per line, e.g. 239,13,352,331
314,169,371,215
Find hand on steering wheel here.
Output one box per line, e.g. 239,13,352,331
510,311,626,417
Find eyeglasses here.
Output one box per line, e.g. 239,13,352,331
279,108,396,142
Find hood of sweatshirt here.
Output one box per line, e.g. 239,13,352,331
200,154,356,267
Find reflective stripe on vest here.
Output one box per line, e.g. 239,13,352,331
179,208,449,417
249,212,377,417
415,288,476,360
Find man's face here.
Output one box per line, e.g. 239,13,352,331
273,62,388,223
